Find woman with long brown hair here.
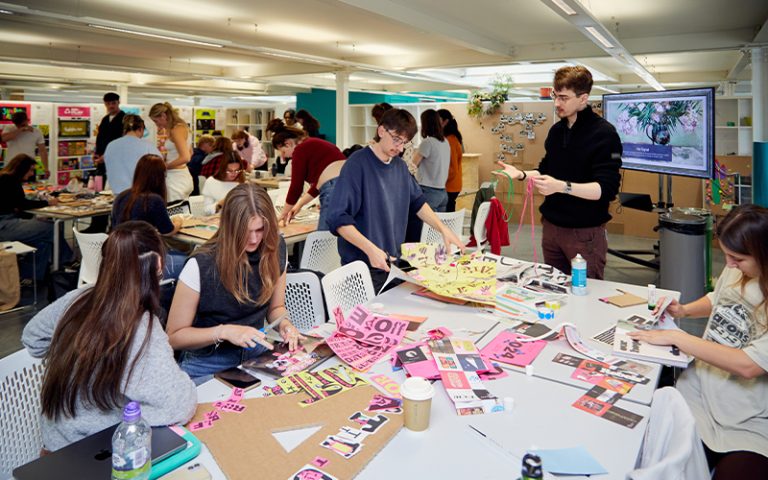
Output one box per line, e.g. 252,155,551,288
201,152,247,214
111,154,186,279
199,136,241,178
149,102,193,202
22,221,196,451
167,183,304,382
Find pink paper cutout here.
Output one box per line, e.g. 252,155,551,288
311,456,329,468
188,420,213,432
480,331,547,367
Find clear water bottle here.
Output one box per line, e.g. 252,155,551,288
111,401,152,480
571,253,588,296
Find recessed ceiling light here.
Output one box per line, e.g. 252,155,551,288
585,27,614,49
551,0,577,16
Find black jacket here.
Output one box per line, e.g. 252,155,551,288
95,110,126,156
537,105,622,228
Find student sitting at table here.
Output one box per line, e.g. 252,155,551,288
0,153,72,282
111,154,186,279
200,136,241,178
22,221,197,452
325,108,464,292
166,183,304,383
202,153,247,214
630,204,768,480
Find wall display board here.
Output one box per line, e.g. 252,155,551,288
54,105,94,185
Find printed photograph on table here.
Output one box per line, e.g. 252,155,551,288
241,342,333,377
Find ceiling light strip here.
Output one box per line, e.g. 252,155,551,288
88,24,223,48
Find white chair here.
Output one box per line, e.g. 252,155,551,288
198,175,207,193
0,349,45,477
420,209,466,244
285,271,326,333
321,261,375,321
629,387,710,480
73,228,108,287
188,195,206,216
300,231,341,275
268,188,289,209
278,180,292,190
472,201,491,251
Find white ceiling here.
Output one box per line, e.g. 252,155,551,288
0,0,766,104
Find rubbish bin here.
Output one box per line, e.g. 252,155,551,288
659,209,711,304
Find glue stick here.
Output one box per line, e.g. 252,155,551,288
647,284,657,311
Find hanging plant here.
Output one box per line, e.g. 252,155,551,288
467,75,513,121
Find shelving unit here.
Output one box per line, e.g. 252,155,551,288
348,102,444,147
53,106,96,185
715,96,752,156
224,107,277,157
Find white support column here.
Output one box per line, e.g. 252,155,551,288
335,71,350,149
753,47,768,142
116,85,128,104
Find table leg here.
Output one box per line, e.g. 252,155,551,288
52,218,62,271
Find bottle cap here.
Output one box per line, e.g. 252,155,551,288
123,401,141,422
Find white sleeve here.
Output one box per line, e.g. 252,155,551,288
35,130,45,145
178,258,201,293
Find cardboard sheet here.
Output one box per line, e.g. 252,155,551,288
188,385,402,480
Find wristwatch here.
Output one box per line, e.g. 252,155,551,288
563,181,572,194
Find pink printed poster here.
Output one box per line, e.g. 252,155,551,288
326,306,409,372
480,331,547,367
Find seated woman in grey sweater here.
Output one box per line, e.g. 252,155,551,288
22,221,197,452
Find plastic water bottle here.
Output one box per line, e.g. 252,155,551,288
111,401,152,480
571,254,588,296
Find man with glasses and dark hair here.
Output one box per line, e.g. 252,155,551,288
495,65,622,279
326,108,464,291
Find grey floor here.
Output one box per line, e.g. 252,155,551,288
0,224,722,359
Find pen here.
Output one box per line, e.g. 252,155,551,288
260,311,289,334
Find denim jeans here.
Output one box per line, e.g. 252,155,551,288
0,215,54,280
316,177,338,231
164,250,188,281
179,344,269,385
420,185,448,213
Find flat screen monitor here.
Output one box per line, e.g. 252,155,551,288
603,87,714,179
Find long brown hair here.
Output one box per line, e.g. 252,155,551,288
717,204,768,325
271,124,306,149
121,154,167,222
41,221,165,419
214,152,246,182
196,183,280,305
0,153,36,180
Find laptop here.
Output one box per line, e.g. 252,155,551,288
13,425,187,480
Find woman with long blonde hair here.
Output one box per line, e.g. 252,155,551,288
166,183,303,382
149,102,194,202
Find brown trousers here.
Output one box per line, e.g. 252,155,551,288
541,218,608,280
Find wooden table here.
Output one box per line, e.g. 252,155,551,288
175,215,317,247
251,176,291,190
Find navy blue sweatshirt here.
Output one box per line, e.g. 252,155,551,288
537,105,622,228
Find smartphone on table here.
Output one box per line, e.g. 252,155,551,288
213,367,262,391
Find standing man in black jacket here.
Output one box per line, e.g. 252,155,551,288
85,92,125,232
495,66,622,279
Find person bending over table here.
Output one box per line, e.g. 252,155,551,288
325,108,464,292
22,221,197,452
0,153,72,281
111,154,186,280
166,183,304,383
202,153,247,214
630,204,768,480
271,124,345,230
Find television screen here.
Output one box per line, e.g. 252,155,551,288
58,119,90,138
603,87,714,179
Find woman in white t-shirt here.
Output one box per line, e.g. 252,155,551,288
149,102,193,202
412,109,450,213
201,154,246,214
631,204,768,479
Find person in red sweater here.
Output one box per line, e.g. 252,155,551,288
271,125,345,230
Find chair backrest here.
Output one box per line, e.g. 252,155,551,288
278,180,292,190
0,349,45,477
198,175,207,193
420,209,465,244
188,195,206,216
473,201,491,250
321,261,374,321
73,228,108,286
267,188,289,208
167,200,191,217
629,387,710,480
300,231,341,275
285,271,326,333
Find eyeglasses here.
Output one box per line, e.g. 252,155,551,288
226,169,243,174
384,128,406,147
550,91,585,103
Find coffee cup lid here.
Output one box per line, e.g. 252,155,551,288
401,377,434,401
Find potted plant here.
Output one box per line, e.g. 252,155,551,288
467,75,513,121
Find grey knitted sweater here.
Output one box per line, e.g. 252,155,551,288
22,288,197,451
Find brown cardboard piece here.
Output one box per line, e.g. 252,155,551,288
189,385,402,479
602,292,646,308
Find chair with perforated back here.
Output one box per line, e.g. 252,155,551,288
188,195,206,216
73,227,108,287
321,261,375,321
420,209,466,244
472,201,491,251
0,349,45,478
285,271,326,333
300,231,341,275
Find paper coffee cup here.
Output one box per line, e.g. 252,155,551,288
401,377,435,432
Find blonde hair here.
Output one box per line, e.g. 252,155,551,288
196,183,280,305
149,102,186,129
